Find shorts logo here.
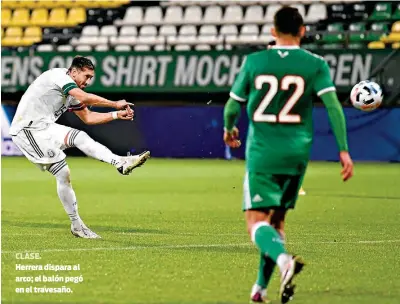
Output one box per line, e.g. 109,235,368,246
47,149,55,158
252,194,263,203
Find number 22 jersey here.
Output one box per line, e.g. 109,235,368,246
230,46,336,174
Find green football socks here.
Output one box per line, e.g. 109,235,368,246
253,223,286,262
256,255,276,288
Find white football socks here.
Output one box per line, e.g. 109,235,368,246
277,253,292,274
51,163,81,229
251,284,267,297
71,130,121,167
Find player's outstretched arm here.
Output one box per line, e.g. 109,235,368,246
320,91,348,151
69,88,132,110
223,97,241,148
320,91,353,181
73,107,134,125
224,55,249,148
224,97,241,131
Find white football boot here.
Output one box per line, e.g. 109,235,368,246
71,221,101,239
279,256,305,303
117,151,151,175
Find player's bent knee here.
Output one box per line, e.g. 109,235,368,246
56,166,71,184
48,160,70,181
67,129,86,148
75,130,87,140
250,221,270,243
63,167,71,184
245,209,271,235
74,130,97,147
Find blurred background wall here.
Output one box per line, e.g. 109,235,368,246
2,0,400,161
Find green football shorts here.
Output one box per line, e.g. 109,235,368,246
242,171,305,211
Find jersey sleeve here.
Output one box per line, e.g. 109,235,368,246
53,69,79,95
229,57,251,102
313,60,336,97
320,92,348,151
68,97,86,112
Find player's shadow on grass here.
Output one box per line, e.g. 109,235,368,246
1,220,165,234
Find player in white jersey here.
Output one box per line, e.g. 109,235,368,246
10,56,150,239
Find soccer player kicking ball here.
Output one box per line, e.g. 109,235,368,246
9,56,150,239
223,6,353,304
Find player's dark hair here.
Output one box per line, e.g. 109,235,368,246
274,6,304,37
68,56,95,72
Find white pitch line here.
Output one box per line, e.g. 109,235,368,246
358,240,400,244
116,232,368,237
292,240,400,245
2,233,45,236
117,232,248,236
288,240,400,245
2,240,400,254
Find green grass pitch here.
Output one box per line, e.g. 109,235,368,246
2,157,400,304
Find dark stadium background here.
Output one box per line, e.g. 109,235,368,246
2,0,400,161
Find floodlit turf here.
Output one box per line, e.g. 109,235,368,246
1,157,400,304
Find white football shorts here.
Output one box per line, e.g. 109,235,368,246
11,123,79,170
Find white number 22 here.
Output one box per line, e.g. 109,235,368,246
253,75,304,123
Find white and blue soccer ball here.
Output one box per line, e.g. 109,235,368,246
350,80,383,112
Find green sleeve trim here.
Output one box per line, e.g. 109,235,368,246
62,83,78,95
320,91,348,151
224,98,241,132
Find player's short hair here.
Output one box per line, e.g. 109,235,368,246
68,56,95,72
274,6,304,37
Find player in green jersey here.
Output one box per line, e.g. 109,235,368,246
223,6,354,304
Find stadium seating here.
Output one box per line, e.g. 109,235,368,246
348,22,367,43
30,8,48,26
24,26,42,44
381,21,400,43
1,0,400,51
369,2,392,21
368,22,390,42
321,23,345,44
9,8,30,27
368,41,385,49
66,7,87,26
1,0,127,47
2,9,12,27
183,6,202,24
2,0,130,9
393,4,400,20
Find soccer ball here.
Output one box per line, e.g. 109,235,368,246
350,80,383,112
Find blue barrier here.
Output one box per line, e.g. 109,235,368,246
2,104,399,162
311,107,400,162
1,104,23,156
134,106,400,162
